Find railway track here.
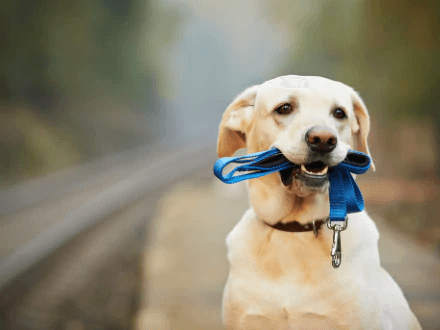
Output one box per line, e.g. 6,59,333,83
0,139,217,329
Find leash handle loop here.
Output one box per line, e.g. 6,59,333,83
213,149,296,184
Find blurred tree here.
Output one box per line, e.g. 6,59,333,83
0,0,177,183
1,0,153,110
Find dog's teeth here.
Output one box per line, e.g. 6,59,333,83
320,166,329,174
301,165,329,176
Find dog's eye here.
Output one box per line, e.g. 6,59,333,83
333,108,347,119
275,104,293,115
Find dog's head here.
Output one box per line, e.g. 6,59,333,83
217,75,374,223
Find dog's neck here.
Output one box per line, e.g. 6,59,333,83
248,173,330,225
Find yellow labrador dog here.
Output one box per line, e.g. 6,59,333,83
218,76,421,329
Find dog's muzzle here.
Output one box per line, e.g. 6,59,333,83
280,125,337,187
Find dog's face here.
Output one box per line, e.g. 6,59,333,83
217,75,373,222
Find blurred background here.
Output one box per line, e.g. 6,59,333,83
0,0,439,329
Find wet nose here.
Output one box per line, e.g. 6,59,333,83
305,125,337,153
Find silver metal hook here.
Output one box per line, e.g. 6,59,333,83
327,218,348,268
331,228,342,268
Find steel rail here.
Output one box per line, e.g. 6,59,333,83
0,138,217,290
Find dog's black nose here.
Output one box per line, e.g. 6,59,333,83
305,126,337,153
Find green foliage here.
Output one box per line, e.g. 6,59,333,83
0,0,152,109
0,108,81,183
0,0,176,183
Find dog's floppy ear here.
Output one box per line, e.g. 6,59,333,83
351,91,375,170
217,85,259,157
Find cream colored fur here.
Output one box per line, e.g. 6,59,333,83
218,75,421,329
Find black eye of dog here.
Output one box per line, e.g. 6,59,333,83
333,108,346,119
275,104,293,115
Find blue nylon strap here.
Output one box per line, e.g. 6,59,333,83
213,149,297,184
213,149,371,221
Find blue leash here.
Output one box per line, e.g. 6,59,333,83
213,148,370,221
213,148,371,268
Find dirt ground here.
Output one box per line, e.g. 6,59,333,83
3,171,437,329
136,176,440,330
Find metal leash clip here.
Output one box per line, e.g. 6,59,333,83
327,217,348,268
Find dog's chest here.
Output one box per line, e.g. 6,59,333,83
224,210,382,329
224,270,371,329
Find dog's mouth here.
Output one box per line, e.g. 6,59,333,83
280,161,329,187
